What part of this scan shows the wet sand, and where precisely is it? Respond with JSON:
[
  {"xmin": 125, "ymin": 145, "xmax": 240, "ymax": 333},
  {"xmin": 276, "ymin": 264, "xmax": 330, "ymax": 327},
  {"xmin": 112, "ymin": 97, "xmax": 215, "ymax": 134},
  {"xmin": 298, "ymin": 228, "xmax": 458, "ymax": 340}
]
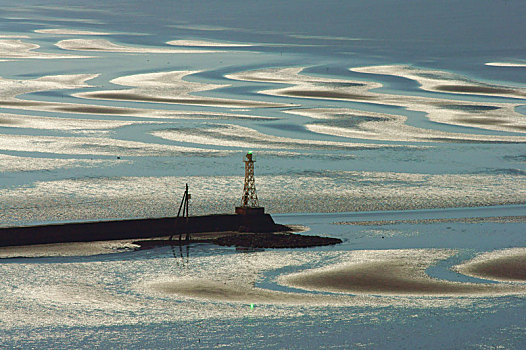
[
  {"xmin": 150, "ymin": 249, "xmax": 526, "ymax": 307},
  {"xmin": 457, "ymin": 248, "xmax": 526, "ymax": 282},
  {"xmin": 0, "ymin": 133, "xmax": 220, "ymax": 156},
  {"xmin": 83, "ymin": 91, "xmax": 286, "ymax": 108},
  {"xmin": 0, "ymin": 113, "xmax": 138, "ymax": 131},
  {"xmin": 351, "ymin": 65, "xmax": 526, "ymax": 99},
  {"xmin": 287, "ymin": 108, "xmax": 526, "ymax": 143},
  {"xmin": 35, "ymin": 29, "xmax": 111, "ymax": 35},
  {"xmin": 56, "ymin": 38, "xmax": 215, "ymax": 53},
  {"xmin": 1, "ymin": 172, "xmax": 524, "ymax": 226},
  {"xmin": 167, "ymin": 39, "xmax": 251, "ymax": 47},
  {"xmin": 152, "ymin": 124, "xmax": 390, "ymax": 151},
  {"xmin": 435, "ymin": 85, "xmax": 516, "ymax": 95},
  {"xmin": 0, "ymin": 153, "xmax": 129, "ymax": 172},
  {"xmin": 75, "ymin": 70, "xmax": 292, "ymax": 109},
  {"xmin": 0, "ymin": 73, "xmax": 283, "ymax": 119},
  {"xmin": 0, "ymin": 240, "xmax": 138, "ymax": 258},
  {"xmin": 228, "ymin": 66, "xmax": 526, "ymax": 134},
  {"xmin": 280, "ymin": 250, "xmax": 526, "ymax": 296},
  {"xmin": 336, "ymin": 216, "xmax": 526, "ymax": 226},
  {"xmin": 0, "ymin": 39, "xmax": 90, "ymax": 59},
  {"xmin": 485, "ymin": 62, "xmax": 526, "ymax": 67},
  {"xmin": 150, "ymin": 278, "xmax": 344, "ymax": 305}
]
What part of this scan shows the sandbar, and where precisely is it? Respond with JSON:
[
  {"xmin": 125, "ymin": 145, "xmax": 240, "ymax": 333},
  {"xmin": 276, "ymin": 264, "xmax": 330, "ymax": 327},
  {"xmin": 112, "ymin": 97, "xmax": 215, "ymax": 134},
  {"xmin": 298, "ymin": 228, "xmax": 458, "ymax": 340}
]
[
  {"xmin": 228, "ymin": 66, "xmax": 526, "ymax": 134},
  {"xmin": 0, "ymin": 39, "xmax": 90, "ymax": 59},
  {"xmin": 456, "ymin": 248, "xmax": 526, "ymax": 282},
  {"xmin": 336, "ymin": 216, "xmax": 526, "ymax": 226},
  {"xmin": 35, "ymin": 29, "xmax": 111, "ymax": 35},
  {"xmin": 280, "ymin": 250, "xmax": 526, "ymax": 296},
  {"xmin": 167, "ymin": 39, "xmax": 251, "ymax": 47},
  {"xmin": 75, "ymin": 70, "xmax": 293, "ymax": 109},
  {"xmin": 485, "ymin": 62, "xmax": 526, "ymax": 68},
  {"xmin": 56, "ymin": 38, "xmax": 216, "ymax": 53},
  {"xmin": 151, "ymin": 124, "xmax": 390, "ymax": 151},
  {"xmin": 287, "ymin": 108, "xmax": 526, "ymax": 143}
]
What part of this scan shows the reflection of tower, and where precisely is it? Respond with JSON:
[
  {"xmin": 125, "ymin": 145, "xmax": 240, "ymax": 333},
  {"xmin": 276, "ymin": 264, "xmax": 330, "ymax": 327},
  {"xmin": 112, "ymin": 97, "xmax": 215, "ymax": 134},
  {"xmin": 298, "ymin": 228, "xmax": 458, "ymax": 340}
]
[{"xmin": 236, "ymin": 151, "xmax": 264, "ymax": 215}]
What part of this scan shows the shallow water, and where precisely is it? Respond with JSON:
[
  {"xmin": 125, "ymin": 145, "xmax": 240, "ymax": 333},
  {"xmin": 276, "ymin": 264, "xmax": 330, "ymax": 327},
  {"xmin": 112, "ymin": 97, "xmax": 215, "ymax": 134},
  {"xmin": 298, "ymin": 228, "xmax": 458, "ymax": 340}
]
[
  {"xmin": 0, "ymin": 0, "xmax": 525, "ymax": 348},
  {"xmin": 1, "ymin": 208, "xmax": 525, "ymax": 349}
]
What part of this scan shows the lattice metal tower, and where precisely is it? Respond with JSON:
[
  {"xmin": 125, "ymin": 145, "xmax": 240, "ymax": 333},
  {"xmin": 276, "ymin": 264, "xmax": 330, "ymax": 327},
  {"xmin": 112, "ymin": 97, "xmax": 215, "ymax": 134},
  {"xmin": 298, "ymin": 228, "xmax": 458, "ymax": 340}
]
[{"xmin": 241, "ymin": 151, "xmax": 259, "ymax": 207}]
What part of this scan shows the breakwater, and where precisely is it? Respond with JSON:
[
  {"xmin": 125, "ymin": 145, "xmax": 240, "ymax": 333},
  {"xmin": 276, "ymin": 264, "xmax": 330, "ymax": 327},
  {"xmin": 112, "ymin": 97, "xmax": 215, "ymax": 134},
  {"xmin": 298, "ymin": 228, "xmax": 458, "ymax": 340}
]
[{"xmin": 0, "ymin": 213, "xmax": 286, "ymax": 247}]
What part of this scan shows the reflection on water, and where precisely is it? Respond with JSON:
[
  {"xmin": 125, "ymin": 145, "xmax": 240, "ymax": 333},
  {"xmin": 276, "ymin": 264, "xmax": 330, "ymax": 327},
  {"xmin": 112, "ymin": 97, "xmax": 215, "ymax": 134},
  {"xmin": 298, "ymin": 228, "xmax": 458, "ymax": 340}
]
[{"xmin": 170, "ymin": 238, "xmax": 191, "ymax": 268}]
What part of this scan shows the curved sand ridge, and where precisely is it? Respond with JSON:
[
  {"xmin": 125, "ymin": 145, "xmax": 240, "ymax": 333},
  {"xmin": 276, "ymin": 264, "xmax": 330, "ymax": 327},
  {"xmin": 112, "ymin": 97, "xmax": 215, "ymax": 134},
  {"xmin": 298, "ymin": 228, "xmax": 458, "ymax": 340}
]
[
  {"xmin": 35, "ymin": 28, "xmax": 111, "ymax": 35},
  {"xmin": 0, "ymin": 73, "xmax": 276, "ymax": 119},
  {"xmin": 0, "ymin": 153, "xmax": 130, "ymax": 173},
  {"xmin": 227, "ymin": 67, "xmax": 526, "ymax": 134},
  {"xmin": 352, "ymin": 65, "xmax": 526, "ymax": 99},
  {"xmin": 0, "ymin": 240, "xmax": 138, "ymax": 258},
  {"xmin": 280, "ymin": 249, "xmax": 526, "ymax": 296},
  {"xmin": 287, "ymin": 108, "xmax": 526, "ymax": 143},
  {"xmin": 151, "ymin": 249, "xmax": 526, "ymax": 307},
  {"xmin": 74, "ymin": 70, "xmax": 293, "ymax": 109},
  {"xmin": 151, "ymin": 124, "xmax": 396, "ymax": 151},
  {"xmin": 0, "ymin": 35, "xmax": 30, "ymax": 38},
  {"xmin": 0, "ymin": 112, "xmax": 140, "ymax": 134},
  {"xmin": 55, "ymin": 38, "xmax": 216, "ymax": 53},
  {"xmin": 0, "ymin": 134, "xmax": 227, "ymax": 157},
  {"xmin": 0, "ymin": 39, "xmax": 90, "ymax": 59},
  {"xmin": 151, "ymin": 278, "xmax": 342, "ymax": 305},
  {"xmin": 485, "ymin": 62, "xmax": 526, "ymax": 68},
  {"xmin": 167, "ymin": 39, "xmax": 251, "ymax": 47},
  {"xmin": 456, "ymin": 248, "xmax": 526, "ymax": 282},
  {"xmin": 0, "ymin": 73, "xmax": 144, "ymax": 116},
  {"xmin": 0, "ymin": 73, "xmax": 97, "ymax": 100}
]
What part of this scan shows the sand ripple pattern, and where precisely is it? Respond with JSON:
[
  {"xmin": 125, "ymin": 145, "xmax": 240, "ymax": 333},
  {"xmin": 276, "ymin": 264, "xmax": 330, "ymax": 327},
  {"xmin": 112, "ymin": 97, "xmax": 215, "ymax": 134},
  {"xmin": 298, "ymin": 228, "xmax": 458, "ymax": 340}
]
[
  {"xmin": 228, "ymin": 66, "xmax": 526, "ymax": 134},
  {"xmin": 75, "ymin": 70, "xmax": 292, "ymax": 108}
]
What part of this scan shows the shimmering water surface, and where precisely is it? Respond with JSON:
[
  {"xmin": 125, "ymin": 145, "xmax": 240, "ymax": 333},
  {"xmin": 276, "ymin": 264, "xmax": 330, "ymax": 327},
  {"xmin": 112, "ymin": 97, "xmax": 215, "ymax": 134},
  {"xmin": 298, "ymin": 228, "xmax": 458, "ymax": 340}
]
[{"xmin": 0, "ymin": 1, "xmax": 525, "ymax": 348}]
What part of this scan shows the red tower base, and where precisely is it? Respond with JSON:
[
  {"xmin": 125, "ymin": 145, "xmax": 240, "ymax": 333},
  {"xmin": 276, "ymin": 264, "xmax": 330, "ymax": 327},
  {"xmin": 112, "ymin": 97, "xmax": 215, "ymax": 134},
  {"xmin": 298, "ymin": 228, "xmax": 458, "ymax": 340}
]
[{"xmin": 235, "ymin": 206, "xmax": 265, "ymax": 215}]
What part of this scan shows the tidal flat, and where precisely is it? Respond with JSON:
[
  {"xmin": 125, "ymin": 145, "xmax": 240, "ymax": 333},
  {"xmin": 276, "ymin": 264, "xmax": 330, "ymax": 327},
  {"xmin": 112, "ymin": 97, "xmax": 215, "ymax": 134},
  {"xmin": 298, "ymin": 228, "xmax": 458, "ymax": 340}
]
[{"xmin": 0, "ymin": 0, "xmax": 525, "ymax": 348}]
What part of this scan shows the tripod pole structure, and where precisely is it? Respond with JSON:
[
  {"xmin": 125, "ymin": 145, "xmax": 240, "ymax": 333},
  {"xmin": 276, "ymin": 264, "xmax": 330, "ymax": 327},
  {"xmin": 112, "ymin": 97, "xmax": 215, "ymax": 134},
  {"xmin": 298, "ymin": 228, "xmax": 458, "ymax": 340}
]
[{"xmin": 170, "ymin": 183, "xmax": 190, "ymax": 242}]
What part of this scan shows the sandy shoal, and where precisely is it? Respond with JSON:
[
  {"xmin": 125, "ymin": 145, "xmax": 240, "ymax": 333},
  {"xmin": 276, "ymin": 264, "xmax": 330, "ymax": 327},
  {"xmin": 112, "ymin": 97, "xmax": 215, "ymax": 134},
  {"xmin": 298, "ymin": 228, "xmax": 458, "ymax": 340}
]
[
  {"xmin": 0, "ymin": 240, "xmax": 139, "ymax": 258},
  {"xmin": 335, "ymin": 216, "xmax": 526, "ymax": 226},
  {"xmin": 151, "ymin": 124, "xmax": 392, "ymax": 151},
  {"xmin": 0, "ymin": 153, "xmax": 131, "ymax": 172},
  {"xmin": 0, "ymin": 39, "xmax": 91, "ymax": 59},
  {"xmin": 286, "ymin": 108, "xmax": 526, "ymax": 143},
  {"xmin": 35, "ymin": 29, "xmax": 111, "ymax": 35},
  {"xmin": 1, "ymin": 172, "xmax": 524, "ymax": 225},
  {"xmin": 151, "ymin": 278, "xmax": 340, "ymax": 305},
  {"xmin": 456, "ymin": 248, "xmax": 526, "ymax": 282},
  {"xmin": 485, "ymin": 62, "xmax": 526, "ymax": 68},
  {"xmin": 227, "ymin": 66, "xmax": 526, "ymax": 134},
  {"xmin": 0, "ymin": 73, "xmax": 278, "ymax": 119},
  {"xmin": 55, "ymin": 38, "xmax": 216, "ymax": 53},
  {"xmin": 280, "ymin": 249, "xmax": 526, "ymax": 296},
  {"xmin": 0, "ymin": 133, "xmax": 226, "ymax": 156},
  {"xmin": 150, "ymin": 249, "xmax": 526, "ymax": 308},
  {"xmin": 0, "ymin": 113, "xmax": 139, "ymax": 132},
  {"xmin": 74, "ymin": 70, "xmax": 294, "ymax": 109},
  {"xmin": 167, "ymin": 39, "xmax": 251, "ymax": 47},
  {"xmin": 351, "ymin": 65, "xmax": 526, "ymax": 99}
]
